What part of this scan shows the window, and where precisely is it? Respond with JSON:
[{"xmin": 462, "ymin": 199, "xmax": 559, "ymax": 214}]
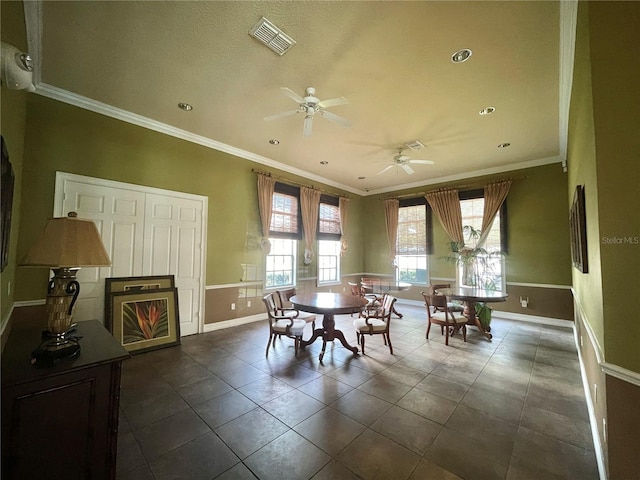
[
  {"xmin": 459, "ymin": 192, "xmax": 505, "ymax": 290},
  {"xmin": 317, "ymin": 240, "xmax": 340, "ymax": 283},
  {"xmin": 396, "ymin": 199, "xmax": 430, "ymax": 284},
  {"xmin": 266, "ymin": 184, "xmax": 299, "ymax": 288},
  {"xmin": 265, "ymin": 238, "xmax": 297, "ymax": 288},
  {"xmin": 317, "ymin": 195, "xmax": 341, "ymax": 285}
]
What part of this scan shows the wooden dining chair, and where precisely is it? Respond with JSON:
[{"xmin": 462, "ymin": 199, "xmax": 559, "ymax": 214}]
[
  {"xmin": 262, "ymin": 293, "xmax": 307, "ymax": 357},
  {"xmin": 348, "ymin": 281, "xmax": 378, "ymax": 317},
  {"xmin": 421, "ymin": 291, "xmax": 467, "ymax": 346},
  {"xmin": 430, "ymin": 283, "xmax": 464, "ymax": 313},
  {"xmin": 353, "ymin": 294, "xmax": 397, "ymax": 355},
  {"xmin": 276, "ymin": 287, "xmax": 316, "ymax": 330}
]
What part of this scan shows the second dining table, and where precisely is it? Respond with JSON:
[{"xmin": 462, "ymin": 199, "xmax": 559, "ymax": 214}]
[
  {"xmin": 435, "ymin": 287, "xmax": 508, "ymax": 340},
  {"xmin": 290, "ymin": 292, "xmax": 368, "ymax": 362}
]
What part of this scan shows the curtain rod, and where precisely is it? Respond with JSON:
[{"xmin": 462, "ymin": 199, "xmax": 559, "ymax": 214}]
[
  {"xmin": 251, "ymin": 169, "xmax": 350, "ymax": 198},
  {"xmin": 379, "ymin": 176, "xmax": 526, "ymax": 200}
]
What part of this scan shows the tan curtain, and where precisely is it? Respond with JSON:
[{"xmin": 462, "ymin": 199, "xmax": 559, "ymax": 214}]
[
  {"xmin": 384, "ymin": 199, "xmax": 399, "ymax": 264},
  {"xmin": 339, "ymin": 197, "xmax": 350, "ymax": 256},
  {"xmin": 300, "ymin": 186, "xmax": 321, "ymax": 264},
  {"xmin": 425, "ymin": 189, "xmax": 464, "ymax": 244},
  {"xmin": 478, "ymin": 180, "xmax": 511, "ymax": 247},
  {"xmin": 257, "ymin": 174, "xmax": 275, "ymax": 254}
]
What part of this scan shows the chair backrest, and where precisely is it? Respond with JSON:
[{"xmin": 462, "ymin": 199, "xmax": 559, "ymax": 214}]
[
  {"xmin": 365, "ymin": 294, "xmax": 396, "ymax": 323},
  {"xmin": 348, "ymin": 282, "xmax": 361, "ymax": 296},
  {"xmin": 263, "ymin": 293, "xmax": 278, "ymax": 320},
  {"xmin": 361, "ymin": 277, "xmax": 381, "ymax": 295},
  {"xmin": 276, "ymin": 287, "xmax": 296, "ymax": 310},
  {"xmin": 421, "ymin": 291, "xmax": 453, "ymax": 320},
  {"xmin": 430, "ymin": 283, "xmax": 451, "ymax": 295}
]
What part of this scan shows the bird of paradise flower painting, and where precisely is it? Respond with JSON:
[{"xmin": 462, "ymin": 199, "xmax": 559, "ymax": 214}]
[{"xmin": 121, "ymin": 297, "xmax": 170, "ymax": 344}]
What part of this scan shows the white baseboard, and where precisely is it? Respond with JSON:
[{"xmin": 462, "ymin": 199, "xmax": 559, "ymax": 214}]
[
  {"xmin": 202, "ymin": 313, "xmax": 265, "ymax": 333},
  {"xmin": 490, "ymin": 310, "xmax": 573, "ymax": 328}
]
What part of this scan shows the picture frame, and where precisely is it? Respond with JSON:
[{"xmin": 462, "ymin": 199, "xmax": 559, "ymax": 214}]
[
  {"xmin": 107, "ymin": 287, "xmax": 180, "ymax": 354},
  {"xmin": 104, "ymin": 275, "xmax": 175, "ymax": 328},
  {"xmin": 569, "ymin": 185, "xmax": 588, "ymax": 273},
  {"xmin": 1, "ymin": 136, "xmax": 14, "ymax": 273}
]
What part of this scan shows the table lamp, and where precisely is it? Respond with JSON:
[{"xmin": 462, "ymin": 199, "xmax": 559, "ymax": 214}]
[{"xmin": 20, "ymin": 212, "xmax": 111, "ymax": 363}]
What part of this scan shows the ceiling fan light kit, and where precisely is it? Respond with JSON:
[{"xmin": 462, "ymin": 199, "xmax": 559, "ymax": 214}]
[
  {"xmin": 376, "ymin": 148, "xmax": 435, "ymax": 176},
  {"xmin": 264, "ymin": 86, "xmax": 351, "ymax": 137}
]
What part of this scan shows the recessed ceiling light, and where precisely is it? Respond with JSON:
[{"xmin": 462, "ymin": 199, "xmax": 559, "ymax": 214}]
[
  {"xmin": 178, "ymin": 102, "xmax": 193, "ymax": 111},
  {"xmin": 358, "ymin": 176, "xmax": 366, "ymax": 180},
  {"xmin": 479, "ymin": 107, "xmax": 495, "ymax": 116},
  {"xmin": 498, "ymin": 143, "xmax": 511, "ymax": 148},
  {"xmin": 268, "ymin": 139, "xmax": 280, "ymax": 145},
  {"xmin": 451, "ymin": 48, "xmax": 472, "ymax": 63},
  {"xmin": 320, "ymin": 161, "xmax": 328, "ymax": 165}
]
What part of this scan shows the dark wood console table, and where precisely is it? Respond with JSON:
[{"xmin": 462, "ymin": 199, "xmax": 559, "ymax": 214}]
[{"xmin": 1, "ymin": 307, "xmax": 130, "ymax": 480}]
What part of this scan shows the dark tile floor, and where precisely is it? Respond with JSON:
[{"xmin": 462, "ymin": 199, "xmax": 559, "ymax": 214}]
[{"xmin": 116, "ymin": 304, "xmax": 599, "ymax": 480}]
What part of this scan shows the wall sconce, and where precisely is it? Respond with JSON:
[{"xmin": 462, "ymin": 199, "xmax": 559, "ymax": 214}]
[
  {"xmin": 1, "ymin": 41, "xmax": 36, "ymax": 92},
  {"xmin": 20, "ymin": 212, "xmax": 111, "ymax": 364}
]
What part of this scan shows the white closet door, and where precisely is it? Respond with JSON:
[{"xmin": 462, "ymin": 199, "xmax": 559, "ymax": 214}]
[
  {"xmin": 60, "ymin": 180, "xmax": 146, "ymax": 322},
  {"xmin": 143, "ymin": 193, "xmax": 203, "ymax": 336},
  {"xmin": 56, "ymin": 172, "xmax": 206, "ymax": 336}
]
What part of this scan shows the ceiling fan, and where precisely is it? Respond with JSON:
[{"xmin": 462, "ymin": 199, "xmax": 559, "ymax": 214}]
[
  {"xmin": 376, "ymin": 148, "xmax": 435, "ymax": 175},
  {"xmin": 264, "ymin": 86, "xmax": 351, "ymax": 137}
]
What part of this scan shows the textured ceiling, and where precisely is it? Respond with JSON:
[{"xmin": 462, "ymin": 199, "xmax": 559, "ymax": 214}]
[{"xmin": 28, "ymin": 1, "xmax": 565, "ymax": 195}]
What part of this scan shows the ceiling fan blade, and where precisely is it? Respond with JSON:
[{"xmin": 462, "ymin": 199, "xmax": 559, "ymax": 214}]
[
  {"xmin": 401, "ymin": 164, "xmax": 415, "ymax": 175},
  {"xmin": 318, "ymin": 96, "xmax": 348, "ymax": 108},
  {"xmin": 376, "ymin": 165, "xmax": 395, "ymax": 175},
  {"xmin": 264, "ymin": 110, "xmax": 300, "ymax": 121},
  {"xmin": 303, "ymin": 115, "xmax": 314, "ymax": 136},
  {"xmin": 319, "ymin": 110, "xmax": 352, "ymax": 128},
  {"xmin": 409, "ymin": 159, "xmax": 435, "ymax": 165},
  {"xmin": 281, "ymin": 87, "xmax": 305, "ymax": 104}
]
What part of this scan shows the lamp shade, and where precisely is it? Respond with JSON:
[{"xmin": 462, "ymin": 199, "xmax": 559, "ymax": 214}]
[{"xmin": 21, "ymin": 213, "xmax": 111, "ymax": 267}]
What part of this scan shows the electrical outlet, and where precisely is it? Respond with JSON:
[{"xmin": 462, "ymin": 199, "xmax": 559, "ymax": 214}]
[
  {"xmin": 342, "ymin": 287, "xmax": 346, "ymax": 292},
  {"xmin": 231, "ymin": 303, "xmax": 236, "ymax": 311},
  {"xmin": 247, "ymin": 300, "xmax": 251, "ymax": 308}
]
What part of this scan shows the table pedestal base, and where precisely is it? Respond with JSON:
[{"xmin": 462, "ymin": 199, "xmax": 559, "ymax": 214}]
[
  {"xmin": 300, "ymin": 314, "xmax": 359, "ymax": 362},
  {"xmin": 464, "ymin": 301, "xmax": 492, "ymax": 340}
]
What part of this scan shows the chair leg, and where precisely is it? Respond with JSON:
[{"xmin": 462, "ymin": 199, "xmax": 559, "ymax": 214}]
[
  {"xmin": 426, "ymin": 320, "xmax": 432, "ymax": 339},
  {"xmin": 386, "ymin": 333, "xmax": 393, "ymax": 355},
  {"xmin": 444, "ymin": 322, "xmax": 449, "ymax": 346},
  {"xmin": 294, "ymin": 336, "xmax": 299, "ymax": 357},
  {"xmin": 266, "ymin": 333, "xmax": 273, "ymax": 356},
  {"xmin": 361, "ymin": 335, "xmax": 366, "ymax": 355},
  {"xmin": 462, "ymin": 324, "xmax": 467, "ymax": 342}
]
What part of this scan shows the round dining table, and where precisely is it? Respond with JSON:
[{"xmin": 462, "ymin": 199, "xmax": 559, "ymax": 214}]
[
  {"xmin": 435, "ymin": 287, "xmax": 508, "ymax": 340},
  {"xmin": 290, "ymin": 292, "xmax": 368, "ymax": 362}
]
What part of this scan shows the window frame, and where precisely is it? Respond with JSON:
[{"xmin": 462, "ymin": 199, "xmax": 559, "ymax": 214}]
[
  {"xmin": 395, "ymin": 197, "xmax": 432, "ymax": 285},
  {"xmin": 265, "ymin": 182, "xmax": 301, "ymax": 289},
  {"xmin": 457, "ymin": 189, "xmax": 507, "ymax": 290},
  {"xmin": 317, "ymin": 194, "xmax": 341, "ymax": 285}
]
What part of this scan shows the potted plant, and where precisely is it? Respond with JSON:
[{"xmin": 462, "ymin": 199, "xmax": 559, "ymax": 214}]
[{"xmin": 442, "ymin": 225, "xmax": 503, "ymax": 328}]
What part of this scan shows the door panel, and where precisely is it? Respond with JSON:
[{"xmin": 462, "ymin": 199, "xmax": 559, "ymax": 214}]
[
  {"xmin": 61, "ymin": 180, "xmax": 145, "ymax": 324},
  {"xmin": 144, "ymin": 193, "xmax": 202, "ymax": 336}
]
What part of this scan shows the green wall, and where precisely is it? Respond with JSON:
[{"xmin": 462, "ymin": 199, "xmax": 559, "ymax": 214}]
[
  {"xmin": 1, "ymin": 0, "xmax": 29, "ymax": 326},
  {"xmin": 362, "ymin": 163, "xmax": 572, "ymax": 286},
  {"xmin": 15, "ymin": 95, "xmax": 364, "ymax": 301},
  {"xmin": 569, "ymin": 1, "xmax": 640, "ymax": 371}
]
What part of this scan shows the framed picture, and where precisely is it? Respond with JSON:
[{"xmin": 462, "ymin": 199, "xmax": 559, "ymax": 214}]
[
  {"xmin": 104, "ymin": 275, "xmax": 175, "ymax": 328},
  {"xmin": 570, "ymin": 185, "xmax": 588, "ymax": 273},
  {"xmin": 1, "ymin": 136, "xmax": 14, "ymax": 272},
  {"xmin": 108, "ymin": 287, "xmax": 180, "ymax": 354}
]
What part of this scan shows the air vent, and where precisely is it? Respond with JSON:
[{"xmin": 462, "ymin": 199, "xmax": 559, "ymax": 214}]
[
  {"xmin": 405, "ymin": 140, "xmax": 426, "ymax": 151},
  {"xmin": 249, "ymin": 17, "xmax": 296, "ymax": 56}
]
